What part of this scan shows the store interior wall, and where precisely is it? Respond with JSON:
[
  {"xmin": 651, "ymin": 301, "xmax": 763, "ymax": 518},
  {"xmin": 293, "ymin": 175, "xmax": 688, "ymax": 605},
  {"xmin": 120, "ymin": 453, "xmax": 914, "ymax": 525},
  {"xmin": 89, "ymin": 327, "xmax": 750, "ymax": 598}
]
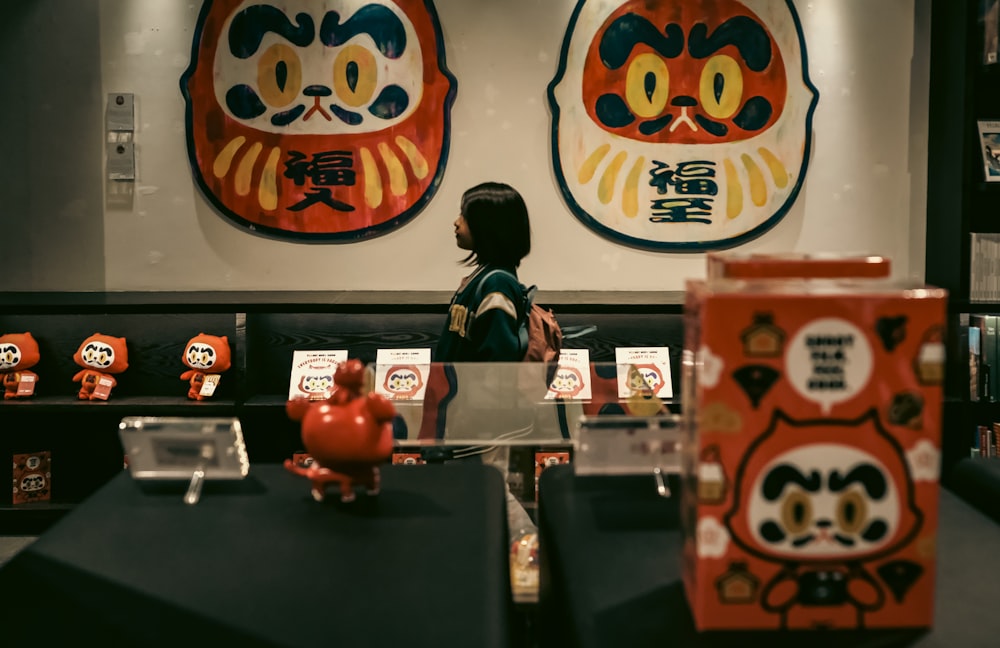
[
  {"xmin": 0, "ymin": 0, "xmax": 930, "ymax": 293},
  {"xmin": 0, "ymin": 2, "xmax": 105, "ymax": 291}
]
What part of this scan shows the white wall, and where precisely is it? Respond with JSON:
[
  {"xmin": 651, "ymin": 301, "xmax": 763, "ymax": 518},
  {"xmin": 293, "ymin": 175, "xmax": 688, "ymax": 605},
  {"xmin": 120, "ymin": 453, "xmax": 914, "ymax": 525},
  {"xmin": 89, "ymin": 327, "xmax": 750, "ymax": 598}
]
[{"xmin": 92, "ymin": 0, "xmax": 928, "ymax": 292}]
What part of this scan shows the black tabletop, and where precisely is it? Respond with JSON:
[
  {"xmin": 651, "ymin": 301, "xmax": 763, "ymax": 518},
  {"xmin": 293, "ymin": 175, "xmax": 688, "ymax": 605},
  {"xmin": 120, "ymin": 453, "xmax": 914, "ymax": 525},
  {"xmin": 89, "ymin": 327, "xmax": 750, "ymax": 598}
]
[
  {"xmin": 538, "ymin": 465, "xmax": 1000, "ymax": 648},
  {"xmin": 0, "ymin": 463, "xmax": 512, "ymax": 648},
  {"xmin": 947, "ymin": 457, "xmax": 1000, "ymax": 524}
]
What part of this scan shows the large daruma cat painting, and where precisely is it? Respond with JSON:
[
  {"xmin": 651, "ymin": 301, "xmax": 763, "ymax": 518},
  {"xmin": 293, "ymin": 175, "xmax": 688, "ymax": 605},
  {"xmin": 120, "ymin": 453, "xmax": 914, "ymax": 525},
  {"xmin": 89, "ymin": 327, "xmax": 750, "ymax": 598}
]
[
  {"xmin": 549, "ymin": 0, "xmax": 818, "ymax": 251},
  {"xmin": 181, "ymin": 0, "xmax": 456, "ymax": 240}
]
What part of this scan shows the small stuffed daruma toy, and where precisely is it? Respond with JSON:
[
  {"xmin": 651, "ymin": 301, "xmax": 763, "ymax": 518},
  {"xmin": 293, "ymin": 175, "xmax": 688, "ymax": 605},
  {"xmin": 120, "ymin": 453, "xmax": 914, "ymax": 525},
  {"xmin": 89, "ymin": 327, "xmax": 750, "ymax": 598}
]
[
  {"xmin": 0, "ymin": 332, "xmax": 41, "ymax": 399},
  {"xmin": 72, "ymin": 333, "xmax": 128, "ymax": 400},
  {"xmin": 180, "ymin": 333, "xmax": 232, "ymax": 400}
]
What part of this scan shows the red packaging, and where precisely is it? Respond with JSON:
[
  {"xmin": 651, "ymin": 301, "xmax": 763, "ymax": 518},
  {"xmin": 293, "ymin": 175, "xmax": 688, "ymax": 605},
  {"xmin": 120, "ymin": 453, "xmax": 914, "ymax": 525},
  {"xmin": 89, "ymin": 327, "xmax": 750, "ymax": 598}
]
[
  {"xmin": 681, "ymin": 254, "xmax": 946, "ymax": 631},
  {"xmin": 12, "ymin": 451, "xmax": 52, "ymax": 505},
  {"xmin": 535, "ymin": 451, "xmax": 571, "ymax": 501},
  {"xmin": 706, "ymin": 252, "xmax": 891, "ymax": 280},
  {"xmin": 391, "ymin": 452, "xmax": 426, "ymax": 465}
]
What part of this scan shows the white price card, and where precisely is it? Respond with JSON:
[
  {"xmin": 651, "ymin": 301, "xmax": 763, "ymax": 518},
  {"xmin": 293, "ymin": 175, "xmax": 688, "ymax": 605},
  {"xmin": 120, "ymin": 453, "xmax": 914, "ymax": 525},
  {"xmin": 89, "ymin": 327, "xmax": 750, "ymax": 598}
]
[
  {"xmin": 288, "ymin": 350, "xmax": 348, "ymax": 400},
  {"xmin": 374, "ymin": 348, "xmax": 431, "ymax": 401},
  {"xmin": 614, "ymin": 347, "xmax": 673, "ymax": 398},
  {"xmin": 545, "ymin": 348, "xmax": 592, "ymax": 400}
]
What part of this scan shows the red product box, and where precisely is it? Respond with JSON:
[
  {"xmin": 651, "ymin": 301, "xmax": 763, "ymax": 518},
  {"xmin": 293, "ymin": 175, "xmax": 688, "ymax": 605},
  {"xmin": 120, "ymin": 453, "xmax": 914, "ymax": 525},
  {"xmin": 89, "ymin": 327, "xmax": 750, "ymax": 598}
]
[
  {"xmin": 12, "ymin": 451, "xmax": 52, "ymax": 505},
  {"xmin": 391, "ymin": 452, "xmax": 426, "ymax": 465},
  {"xmin": 681, "ymin": 253, "xmax": 947, "ymax": 631},
  {"xmin": 706, "ymin": 252, "xmax": 891, "ymax": 281},
  {"xmin": 534, "ymin": 451, "xmax": 570, "ymax": 500}
]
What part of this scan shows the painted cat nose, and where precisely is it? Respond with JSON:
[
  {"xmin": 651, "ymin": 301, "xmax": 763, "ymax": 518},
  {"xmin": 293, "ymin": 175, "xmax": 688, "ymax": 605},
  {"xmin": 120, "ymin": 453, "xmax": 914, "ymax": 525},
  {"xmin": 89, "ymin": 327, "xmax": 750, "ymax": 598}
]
[{"xmin": 303, "ymin": 85, "xmax": 333, "ymax": 97}]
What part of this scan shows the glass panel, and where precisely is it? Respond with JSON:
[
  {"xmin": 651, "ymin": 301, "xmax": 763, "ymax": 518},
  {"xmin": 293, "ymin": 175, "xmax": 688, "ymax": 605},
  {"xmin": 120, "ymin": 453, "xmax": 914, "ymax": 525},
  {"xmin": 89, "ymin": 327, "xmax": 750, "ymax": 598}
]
[{"xmin": 384, "ymin": 361, "xmax": 678, "ymax": 447}]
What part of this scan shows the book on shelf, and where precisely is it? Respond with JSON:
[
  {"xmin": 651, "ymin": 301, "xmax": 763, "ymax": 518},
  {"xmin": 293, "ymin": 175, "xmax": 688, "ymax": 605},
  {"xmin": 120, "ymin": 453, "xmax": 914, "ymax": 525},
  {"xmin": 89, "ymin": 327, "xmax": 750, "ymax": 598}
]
[
  {"xmin": 971, "ymin": 314, "xmax": 999, "ymax": 401},
  {"xmin": 978, "ymin": 120, "xmax": 1000, "ymax": 181},
  {"xmin": 969, "ymin": 232, "xmax": 1000, "ymax": 302},
  {"xmin": 984, "ymin": 0, "xmax": 1000, "ymax": 64},
  {"xmin": 974, "ymin": 424, "xmax": 999, "ymax": 457},
  {"xmin": 969, "ymin": 322, "xmax": 984, "ymax": 401}
]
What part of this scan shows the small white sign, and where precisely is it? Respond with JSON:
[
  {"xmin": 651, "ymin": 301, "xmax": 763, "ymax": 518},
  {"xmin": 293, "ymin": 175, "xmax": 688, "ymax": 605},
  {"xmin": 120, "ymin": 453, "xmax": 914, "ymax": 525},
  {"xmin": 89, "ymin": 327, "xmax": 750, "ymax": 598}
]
[
  {"xmin": 374, "ymin": 348, "xmax": 431, "ymax": 401},
  {"xmin": 615, "ymin": 347, "xmax": 673, "ymax": 398},
  {"xmin": 288, "ymin": 350, "xmax": 348, "ymax": 400},
  {"xmin": 545, "ymin": 348, "xmax": 592, "ymax": 400},
  {"xmin": 200, "ymin": 374, "xmax": 221, "ymax": 397}
]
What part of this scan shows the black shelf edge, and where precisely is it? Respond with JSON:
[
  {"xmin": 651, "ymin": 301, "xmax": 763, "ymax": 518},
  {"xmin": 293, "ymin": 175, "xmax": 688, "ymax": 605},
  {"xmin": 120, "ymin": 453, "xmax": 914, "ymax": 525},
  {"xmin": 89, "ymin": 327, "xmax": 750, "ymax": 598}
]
[
  {"xmin": 0, "ymin": 397, "xmax": 237, "ymax": 413},
  {"xmin": 962, "ymin": 302, "xmax": 1000, "ymax": 312},
  {"xmin": 0, "ymin": 290, "xmax": 686, "ymax": 314},
  {"xmin": 242, "ymin": 395, "xmax": 291, "ymax": 407},
  {"xmin": 0, "ymin": 502, "xmax": 76, "ymax": 535},
  {"xmin": 0, "ymin": 502, "xmax": 75, "ymax": 513}
]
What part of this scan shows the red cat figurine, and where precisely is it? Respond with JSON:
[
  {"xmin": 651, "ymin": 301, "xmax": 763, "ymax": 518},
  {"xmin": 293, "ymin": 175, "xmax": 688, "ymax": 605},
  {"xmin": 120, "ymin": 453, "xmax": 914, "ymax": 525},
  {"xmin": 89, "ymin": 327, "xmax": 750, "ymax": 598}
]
[
  {"xmin": 285, "ymin": 359, "xmax": 396, "ymax": 502},
  {"xmin": 72, "ymin": 333, "xmax": 128, "ymax": 400},
  {"xmin": 1, "ymin": 332, "xmax": 41, "ymax": 399},
  {"xmin": 179, "ymin": 333, "xmax": 232, "ymax": 400}
]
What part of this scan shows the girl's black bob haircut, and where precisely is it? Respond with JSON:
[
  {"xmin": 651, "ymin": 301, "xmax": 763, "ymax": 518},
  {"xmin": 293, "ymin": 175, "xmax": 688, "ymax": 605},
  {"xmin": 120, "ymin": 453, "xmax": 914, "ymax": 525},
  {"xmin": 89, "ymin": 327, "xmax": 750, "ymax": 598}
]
[{"xmin": 460, "ymin": 182, "xmax": 531, "ymax": 268}]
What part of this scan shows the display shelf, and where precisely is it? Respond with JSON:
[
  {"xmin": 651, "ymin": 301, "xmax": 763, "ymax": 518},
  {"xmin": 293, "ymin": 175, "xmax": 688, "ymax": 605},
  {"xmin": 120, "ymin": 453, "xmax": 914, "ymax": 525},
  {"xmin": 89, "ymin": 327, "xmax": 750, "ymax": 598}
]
[
  {"xmin": 925, "ymin": 0, "xmax": 1000, "ymax": 479},
  {"xmin": 0, "ymin": 396, "xmax": 236, "ymax": 412},
  {"xmin": 0, "ymin": 291, "xmax": 685, "ymax": 533}
]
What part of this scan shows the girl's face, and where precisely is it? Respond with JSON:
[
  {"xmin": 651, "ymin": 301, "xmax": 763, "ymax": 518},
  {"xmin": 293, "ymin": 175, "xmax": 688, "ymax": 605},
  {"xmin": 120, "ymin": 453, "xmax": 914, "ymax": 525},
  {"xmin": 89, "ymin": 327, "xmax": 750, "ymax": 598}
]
[{"xmin": 454, "ymin": 213, "xmax": 474, "ymax": 250}]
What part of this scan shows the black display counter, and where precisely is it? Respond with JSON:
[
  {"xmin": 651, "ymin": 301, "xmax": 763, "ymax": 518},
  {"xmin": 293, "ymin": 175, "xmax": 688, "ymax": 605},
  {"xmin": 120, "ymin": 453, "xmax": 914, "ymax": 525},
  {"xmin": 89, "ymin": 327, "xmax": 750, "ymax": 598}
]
[
  {"xmin": 0, "ymin": 463, "xmax": 513, "ymax": 647},
  {"xmin": 947, "ymin": 457, "xmax": 1000, "ymax": 524},
  {"xmin": 538, "ymin": 464, "xmax": 1000, "ymax": 648}
]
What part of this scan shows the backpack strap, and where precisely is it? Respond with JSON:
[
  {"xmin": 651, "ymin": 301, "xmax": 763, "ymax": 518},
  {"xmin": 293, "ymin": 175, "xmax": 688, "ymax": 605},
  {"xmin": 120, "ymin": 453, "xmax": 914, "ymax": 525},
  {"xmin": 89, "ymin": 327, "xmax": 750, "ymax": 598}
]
[
  {"xmin": 471, "ymin": 268, "xmax": 529, "ymax": 356},
  {"xmin": 471, "ymin": 268, "xmax": 523, "ymax": 314},
  {"xmin": 562, "ymin": 324, "xmax": 597, "ymax": 339},
  {"xmin": 474, "ymin": 271, "xmax": 596, "ymax": 345}
]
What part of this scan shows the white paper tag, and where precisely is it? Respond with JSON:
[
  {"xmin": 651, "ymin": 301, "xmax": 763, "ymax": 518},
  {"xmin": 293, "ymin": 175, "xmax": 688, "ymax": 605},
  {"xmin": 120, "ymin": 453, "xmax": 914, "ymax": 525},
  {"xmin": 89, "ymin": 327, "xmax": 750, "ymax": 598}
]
[
  {"xmin": 374, "ymin": 348, "xmax": 431, "ymax": 401},
  {"xmin": 545, "ymin": 348, "xmax": 592, "ymax": 400},
  {"xmin": 199, "ymin": 374, "xmax": 220, "ymax": 397},
  {"xmin": 288, "ymin": 350, "xmax": 348, "ymax": 400},
  {"xmin": 614, "ymin": 347, "xmax": 673, "ymax": 398}
]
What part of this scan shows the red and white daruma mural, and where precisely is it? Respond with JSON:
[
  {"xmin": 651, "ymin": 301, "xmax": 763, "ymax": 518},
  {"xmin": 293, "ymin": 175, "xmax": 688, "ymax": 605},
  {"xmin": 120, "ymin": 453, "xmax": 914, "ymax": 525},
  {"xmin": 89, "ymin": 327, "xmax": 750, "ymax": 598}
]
[
  {"xmin": 548, "ymin": 0, "xmax": 819, "ymax": 251},
  {"xmin": 181, "ymin": 0, "xmax": 456, "ymax": 241}
]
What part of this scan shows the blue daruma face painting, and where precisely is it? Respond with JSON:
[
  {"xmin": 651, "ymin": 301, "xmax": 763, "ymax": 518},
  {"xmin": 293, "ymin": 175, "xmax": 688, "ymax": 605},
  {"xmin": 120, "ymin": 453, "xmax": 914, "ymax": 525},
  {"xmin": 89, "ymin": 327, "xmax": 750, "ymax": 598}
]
[{"xmin": 548, "ymin": 0, "xmax": 818, "ymax": 251}]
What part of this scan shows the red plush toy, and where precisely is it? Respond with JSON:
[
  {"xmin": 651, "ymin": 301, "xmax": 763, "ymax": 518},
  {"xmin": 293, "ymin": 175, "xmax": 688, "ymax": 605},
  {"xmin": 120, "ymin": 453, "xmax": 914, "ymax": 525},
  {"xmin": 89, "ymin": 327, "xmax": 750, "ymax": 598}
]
[
  {"xmin": 284, "ymin": 359, "xmax": 396, "ymax": 503},
  {"xmin": 179, "ymin": 333, "xmax": 232, "ymax": 400},
  {"xmin": 72, "ymin": 333, "xmax": 128, "ymax": 400},
  {"xmin": 1, "ymin": 332, "xmax": 41, "ymax": 399}
]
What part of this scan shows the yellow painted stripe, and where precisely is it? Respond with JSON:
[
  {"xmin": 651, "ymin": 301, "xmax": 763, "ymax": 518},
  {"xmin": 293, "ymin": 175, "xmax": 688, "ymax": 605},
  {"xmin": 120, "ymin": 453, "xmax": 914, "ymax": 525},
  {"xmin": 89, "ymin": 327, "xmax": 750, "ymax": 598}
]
[
  {"xmin": 741, "ymin": 153, "xmax": 767, "ymax": 207},
  {"xmin": 395, "ymin": 135, "xmax": 429, "ymax": 180},
  {"xmin": 578, "ymin": 143, "xmax": 611, "ymax": 184},
  {"xmin": 257, "ymin": 146, "xmax": 281, "ymax": 211},
  {"xmin": 213, "ymin": 136, "xmax": 246, "ymax": 178},
  {"xmin": 723, "ymin": 158, "xmax": 743, "ymax": 219},
  {"xmin": 377, "ymin": 142, "xmax": 407, "ymax": 197},
  {"xmin": 597, "ymin": 151, "xmax": 627, "ymax": 205},
  {"xmin": 622, "ymin": 156, "xmax": 644, "ymax": 218},
  {"xmin": 758, "ymin": 147, "xmax": 788, "ymax": 188},
  {"xmin": 360, "ymin": 147, "xmax": 383, "ymax": 208},
  {"xmin": 235, "ymin": 142, "xmax": 263, "ymax": 197}
]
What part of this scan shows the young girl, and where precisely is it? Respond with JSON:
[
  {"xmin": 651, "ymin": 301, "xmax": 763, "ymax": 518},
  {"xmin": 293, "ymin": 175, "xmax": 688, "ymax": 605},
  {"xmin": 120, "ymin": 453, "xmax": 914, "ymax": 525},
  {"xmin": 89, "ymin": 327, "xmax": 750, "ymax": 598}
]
[
  {"xmin": 431, "ymin": 182, "xmax": 538, "ymax": 544},
  {"xmin": 434, "ymin": 182, "xmax": 532, "ymax": 362}
]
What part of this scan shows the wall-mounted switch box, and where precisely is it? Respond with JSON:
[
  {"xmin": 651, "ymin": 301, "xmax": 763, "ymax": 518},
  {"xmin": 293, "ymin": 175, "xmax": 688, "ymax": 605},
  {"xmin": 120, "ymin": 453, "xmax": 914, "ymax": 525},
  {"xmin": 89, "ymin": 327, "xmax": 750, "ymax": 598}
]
[
  {"xmin": 107, "ymin": 142, "xmax": 135, "ymax": 180},
  {"xmin": 106, "ymin": 93, "xmax": 134, "ymax": 133}
]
